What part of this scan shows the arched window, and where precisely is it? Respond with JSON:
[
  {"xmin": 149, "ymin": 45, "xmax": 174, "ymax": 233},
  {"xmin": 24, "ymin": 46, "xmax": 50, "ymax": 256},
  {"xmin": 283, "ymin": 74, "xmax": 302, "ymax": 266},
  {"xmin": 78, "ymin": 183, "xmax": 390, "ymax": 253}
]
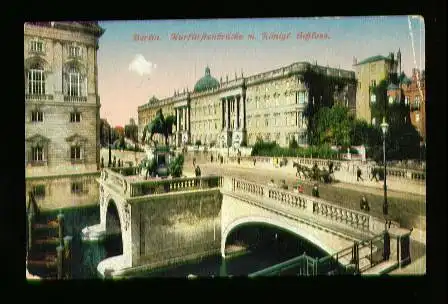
[{"xmin": 28, "ymin": 63, "xmax": 45, "ymax": 95}]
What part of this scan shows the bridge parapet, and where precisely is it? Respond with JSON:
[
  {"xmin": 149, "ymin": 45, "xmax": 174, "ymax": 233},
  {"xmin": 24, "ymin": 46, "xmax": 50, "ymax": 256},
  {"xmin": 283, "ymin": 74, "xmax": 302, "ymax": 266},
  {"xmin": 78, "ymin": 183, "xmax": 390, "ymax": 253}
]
[
  {"xmin": 229, "ymin": 177, "xmax": 394, "ymax": 236},
  {"xmin": 101, "ymin": 168, "xmax": 223, "ymax": 198}
]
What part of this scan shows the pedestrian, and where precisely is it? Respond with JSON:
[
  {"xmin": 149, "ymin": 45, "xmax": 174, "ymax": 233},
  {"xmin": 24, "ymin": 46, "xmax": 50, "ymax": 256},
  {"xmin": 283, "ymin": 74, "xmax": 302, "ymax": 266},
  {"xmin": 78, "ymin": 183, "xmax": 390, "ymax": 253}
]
[
  {"xmin": 211, "ymin": 154, "xmax": 213, "ymax": 163},
  {"xmin": 101, "ymin": 156, "xmax": 104, "ymax": 168},
  {"xmin": 280, "ymin": 180, "xmax": 288, "ymax": 190},
  {"xmin": 356, "ymin": 166, "xmax": 364, "ymax": 182},
  {"xmin": 268, "ymin": 179, "xmax": 276, "ymax": 188},
  {"xmin": 118, "ymin": 159, "xmax": 121, "ymax": 167},
  {"xmin": 195, "ymin": 165, "xmax": 201, "ymax": 177},
  {"xmin": 370, "ymin": 167, "xmax": 379, "ymax": 182},
  {"xmin": 193, "ymin": 157, "xmax": 196, "ymax": 167},
  {"xmin": 253, "ymin": 158, "xmax": 256, "ymax": 166},
  {"xmin": 312, "ymin": 184, "xmax": 319, "ymax": 198},
  {"xmin": 237, "ymin": 157, "xmax": 240, "ymax": 164},
  {"xmin": 297, "ymin": 183, "xmax": 304, "ymax": 194},
  {"xmin": 360, "ymin": 195, "xmax": 370, "ymax": 212},
  {"xmin": 328, "ymin": 161, "xmax": 334, "ymax": 174},
  {"xmin": 113, "ymin": 156, "xmax": 117, "ymax": 167}
]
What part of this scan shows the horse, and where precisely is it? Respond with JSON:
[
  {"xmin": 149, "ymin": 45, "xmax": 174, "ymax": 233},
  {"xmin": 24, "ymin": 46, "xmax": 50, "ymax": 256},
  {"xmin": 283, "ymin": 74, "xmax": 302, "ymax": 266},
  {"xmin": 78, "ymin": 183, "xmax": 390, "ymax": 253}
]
[
  {"xmin": 293, "ymin": 162, "xmax": 311, "ymax": 180},
  {"xmin": 141, "ymin": 109, "xmax": 176, "ymax": 146}
]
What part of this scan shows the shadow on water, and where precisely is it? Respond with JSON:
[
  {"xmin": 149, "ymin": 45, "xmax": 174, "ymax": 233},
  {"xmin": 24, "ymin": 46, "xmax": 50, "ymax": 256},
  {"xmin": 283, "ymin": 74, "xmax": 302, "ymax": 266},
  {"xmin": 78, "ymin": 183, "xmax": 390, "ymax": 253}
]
[
  {"xmin": 27, "ymin": 205, "xmax": 123, "ymax": 279},
  {"xmin": 135, "ymin": 224, "xmax": 327, "ymax": 278}
]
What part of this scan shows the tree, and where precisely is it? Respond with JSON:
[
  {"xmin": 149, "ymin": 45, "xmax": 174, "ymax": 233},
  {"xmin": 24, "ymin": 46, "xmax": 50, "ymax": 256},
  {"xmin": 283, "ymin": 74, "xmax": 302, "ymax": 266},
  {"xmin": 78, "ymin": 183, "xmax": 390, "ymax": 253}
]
[
  {"xmin": 370, "ymin": 78, "xmax": 422, "ymax": 161},
  {"xmin": 314, "ymin": 105, "xmax": 354, "ymax": 147},
  {"xmin": 169, "ymin": 154, "xmax": 184, "ymax": 178},
  {"xmin": 302, "ymin": 66, "xmax": 357, "ymax": 145},
  {"xmin": 289, "ymin": 137, "xmax": 298, "ymax": 149}
]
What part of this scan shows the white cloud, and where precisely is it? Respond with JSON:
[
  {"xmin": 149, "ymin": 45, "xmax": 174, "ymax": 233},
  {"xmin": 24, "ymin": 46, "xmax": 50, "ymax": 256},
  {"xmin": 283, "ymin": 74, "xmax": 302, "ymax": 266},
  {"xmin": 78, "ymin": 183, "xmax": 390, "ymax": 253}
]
[{"xmin": 128, "ymin": 54, "xmax": 157, "ymax": 76}]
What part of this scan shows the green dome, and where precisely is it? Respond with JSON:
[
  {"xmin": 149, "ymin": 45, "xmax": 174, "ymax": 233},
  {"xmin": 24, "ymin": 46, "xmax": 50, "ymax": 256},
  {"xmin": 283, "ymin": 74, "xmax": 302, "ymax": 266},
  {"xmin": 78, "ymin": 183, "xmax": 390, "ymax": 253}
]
[{"xmin": 193, "ymin": 67, "xmax": 220, "ymax": 93}]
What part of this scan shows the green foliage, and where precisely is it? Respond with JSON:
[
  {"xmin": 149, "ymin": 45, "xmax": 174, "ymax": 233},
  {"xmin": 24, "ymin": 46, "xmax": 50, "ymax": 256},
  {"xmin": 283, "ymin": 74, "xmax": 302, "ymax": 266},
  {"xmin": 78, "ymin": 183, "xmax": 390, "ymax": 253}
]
[
  {"xmin": 302, "ymin": 67, "xmax": 356, "ymax": 145},
  {"xmin": 251, "ymin": 139, "xmax": 337, "ymax": 158},
  {"xmin": 289, "ymin": 137, "xmax": 299, "ymax": 149},
  {"xmin": 315, "ymin": 105, "xmax": 354, "ymax": 146},
  {"xmin": 124, "ymin": 124, "xmax": 139, "ymax": 142},
  {"xmin": 169, "ymin": 154, "xmax": 184, "ymax": 178}
]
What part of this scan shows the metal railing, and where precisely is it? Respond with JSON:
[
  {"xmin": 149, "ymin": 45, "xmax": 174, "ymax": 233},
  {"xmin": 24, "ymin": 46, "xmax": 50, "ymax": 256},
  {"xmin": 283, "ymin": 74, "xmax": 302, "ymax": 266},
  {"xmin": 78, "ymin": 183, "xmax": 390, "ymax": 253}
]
[{"xmin": 248, "ymin": 231, "xmax": 387, "ymax": 277}]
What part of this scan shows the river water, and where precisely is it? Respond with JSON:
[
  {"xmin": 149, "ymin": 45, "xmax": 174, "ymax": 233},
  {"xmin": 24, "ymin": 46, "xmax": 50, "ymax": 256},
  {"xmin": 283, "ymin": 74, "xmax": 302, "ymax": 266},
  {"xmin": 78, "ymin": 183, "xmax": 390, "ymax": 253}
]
[{"xmin": 28, "ymin": 205, "xmax": 326, "ymax": 279}]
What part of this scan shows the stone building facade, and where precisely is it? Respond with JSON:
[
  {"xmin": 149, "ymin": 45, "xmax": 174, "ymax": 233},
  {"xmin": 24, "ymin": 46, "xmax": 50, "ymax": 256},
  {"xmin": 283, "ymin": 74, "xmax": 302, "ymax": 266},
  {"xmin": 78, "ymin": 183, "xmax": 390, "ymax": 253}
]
[
  {"xmin": 25, "ymin": 22, "xmax": 104, "ymax": 209},
  {"xmin": 353, "ymin": 52, "xmax": 399, "ymax": 124},
  {"xmin": 138, "ymin": 62, "xmax": 356, "ymax": 148}
]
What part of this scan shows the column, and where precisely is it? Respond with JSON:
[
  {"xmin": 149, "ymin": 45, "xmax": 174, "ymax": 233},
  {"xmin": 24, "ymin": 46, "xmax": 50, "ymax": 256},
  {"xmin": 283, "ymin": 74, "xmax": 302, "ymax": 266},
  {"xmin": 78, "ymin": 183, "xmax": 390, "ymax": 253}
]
[
  {"xmin": 183, "ymin": 107, "xmax": 187, "ymax": 131},
  {"xmin": 242, "ymin": 94, "xmax": 247, "ymax": 130},
  {"xmin": 187, "ymin": 106, "xmax": 190, "ymax": 132},
  {"xmin": 226, "ymin": 98, "xmax": 231, "ymax": 130},
  {"xmin": 176, "ymin": 108, "xmax": 180, "ymax": 131},
  {"xmin": 221, "ymin": 99, "xmax": 225, "ymax": 129},
  {"xmin": 236, "ymin": 95, "xmax": 240, "ymax": 129},
  {"xmin": 54, "ymin": 41, "xmax": 63, "ymax": 95}
]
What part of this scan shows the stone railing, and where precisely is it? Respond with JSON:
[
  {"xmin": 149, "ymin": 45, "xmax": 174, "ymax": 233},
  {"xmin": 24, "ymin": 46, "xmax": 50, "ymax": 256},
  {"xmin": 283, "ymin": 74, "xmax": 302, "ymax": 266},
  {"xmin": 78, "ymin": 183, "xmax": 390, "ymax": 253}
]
[
  {"xmin": 102, "ymin": 168, "xmax": 128, "ymax": 194},
  {"xmin": 129, "ymin": 175, "xmax": 223, "ymax": 197},
  {"xmin": 64, "ymin": 96, "xmax": 87, "ymax": 102},
  {"xmin": 110, "ymin": 166, "xmax": 140, "ymax": 176},
  {"xmin": 25, "ymin": 94, "xmax": 54, "ymax": 101},
  {"xmin": 229, "ymin": 177, "xmax": 384, "ymax": 234}
]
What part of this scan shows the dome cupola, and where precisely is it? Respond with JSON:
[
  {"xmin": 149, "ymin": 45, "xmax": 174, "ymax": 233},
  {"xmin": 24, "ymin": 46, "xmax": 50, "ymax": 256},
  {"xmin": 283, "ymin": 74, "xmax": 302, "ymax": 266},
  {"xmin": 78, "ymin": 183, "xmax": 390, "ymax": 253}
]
[{"xmin": 193, "ymin": 66, "xmax": 220, "ymax": 93}]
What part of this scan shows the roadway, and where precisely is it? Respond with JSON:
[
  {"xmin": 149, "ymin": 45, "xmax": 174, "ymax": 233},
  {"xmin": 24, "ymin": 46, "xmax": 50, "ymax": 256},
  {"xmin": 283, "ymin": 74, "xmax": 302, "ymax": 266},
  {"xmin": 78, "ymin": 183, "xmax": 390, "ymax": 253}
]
[{"xmin": 186, "ymin": 161, "xmax": 426, "ymax": 231}]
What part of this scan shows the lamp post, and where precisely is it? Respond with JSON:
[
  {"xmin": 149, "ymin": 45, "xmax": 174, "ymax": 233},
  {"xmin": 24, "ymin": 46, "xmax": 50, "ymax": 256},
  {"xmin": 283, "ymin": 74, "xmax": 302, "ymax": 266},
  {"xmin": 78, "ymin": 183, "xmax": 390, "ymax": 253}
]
[
  {"xmin": 108, "ymin": 124, "xmax": 112, "ymax": 167},
  {"xmin": 380, "ymin": 117, "xmax": 389, "ymax": 216}
]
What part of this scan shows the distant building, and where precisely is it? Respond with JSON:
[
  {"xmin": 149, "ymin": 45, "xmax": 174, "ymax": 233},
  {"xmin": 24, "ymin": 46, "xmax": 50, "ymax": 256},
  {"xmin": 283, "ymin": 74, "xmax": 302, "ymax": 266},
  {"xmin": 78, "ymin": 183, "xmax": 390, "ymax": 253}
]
[
  {"xmin": 353, "ymin": 51, "xmax": 399, "ymax": 124},
  {"xmin": 403, "ymin": 69, "xmax": 425, "ymax": 142},
  {"xmin": 138, "ymin": 62, "xmax": 356, "ymax": 148}
]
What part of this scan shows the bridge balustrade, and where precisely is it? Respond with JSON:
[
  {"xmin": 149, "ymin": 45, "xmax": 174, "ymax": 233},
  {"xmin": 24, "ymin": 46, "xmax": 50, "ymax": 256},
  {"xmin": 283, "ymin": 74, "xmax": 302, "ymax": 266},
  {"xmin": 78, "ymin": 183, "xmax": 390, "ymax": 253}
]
[
  {"xmin": 101, "ymin": 168, "xmax": 223, "ymax": 197},
  {"xmin": 230, "ymin": 177, "xmax": 371, "ymax": 234},
  {"xmin": 128, "ymin": 175, "xmax": 223, "ymax": 197}
]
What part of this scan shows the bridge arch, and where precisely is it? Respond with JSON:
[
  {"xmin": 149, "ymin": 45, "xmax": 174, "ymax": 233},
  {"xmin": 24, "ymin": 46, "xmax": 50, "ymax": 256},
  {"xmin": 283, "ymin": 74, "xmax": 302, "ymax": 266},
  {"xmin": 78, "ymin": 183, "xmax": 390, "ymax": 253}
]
[
  {"xmin": 105, "ymin": 199, "xmax": 124, "ymax": 256},
  {"xmin": 221, "ymin": 216, "xmax": 334, "ymax": 258}
]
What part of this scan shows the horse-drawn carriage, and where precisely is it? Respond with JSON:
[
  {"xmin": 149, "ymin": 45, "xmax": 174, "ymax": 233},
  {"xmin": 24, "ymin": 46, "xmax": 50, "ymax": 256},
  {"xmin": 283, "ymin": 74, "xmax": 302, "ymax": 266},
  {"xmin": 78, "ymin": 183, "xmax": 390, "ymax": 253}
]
[{"xmin": 293, "ymin": 161, "xmax": 334, "ymax": 183}]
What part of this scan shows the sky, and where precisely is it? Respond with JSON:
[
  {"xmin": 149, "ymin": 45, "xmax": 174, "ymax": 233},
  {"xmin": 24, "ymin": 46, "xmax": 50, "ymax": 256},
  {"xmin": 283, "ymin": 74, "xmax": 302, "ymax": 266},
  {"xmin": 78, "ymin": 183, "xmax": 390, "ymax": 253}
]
[{"xmin": 97, "ymin": 16, "xmax": 425, "ymax": 127}]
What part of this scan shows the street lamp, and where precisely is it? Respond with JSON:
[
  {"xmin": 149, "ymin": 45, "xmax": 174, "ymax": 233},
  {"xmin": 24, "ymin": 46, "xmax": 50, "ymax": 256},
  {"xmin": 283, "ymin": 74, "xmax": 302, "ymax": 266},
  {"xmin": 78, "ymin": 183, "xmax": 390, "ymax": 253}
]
[
  {"xmin": 380, "ymin": 117, "xmax": 389, "ymax": 216},
  {"xmin": 108, "ymin": 124, "xmax": 112, "ymax": 167}
]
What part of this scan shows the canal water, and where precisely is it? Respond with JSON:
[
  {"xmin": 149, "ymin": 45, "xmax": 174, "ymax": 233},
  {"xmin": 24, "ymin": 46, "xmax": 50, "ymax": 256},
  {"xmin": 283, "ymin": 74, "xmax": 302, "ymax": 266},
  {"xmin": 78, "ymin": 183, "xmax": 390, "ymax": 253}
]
[{"xmin": 28, "ymin": 205, "xmax": 326, "ymax": 279}]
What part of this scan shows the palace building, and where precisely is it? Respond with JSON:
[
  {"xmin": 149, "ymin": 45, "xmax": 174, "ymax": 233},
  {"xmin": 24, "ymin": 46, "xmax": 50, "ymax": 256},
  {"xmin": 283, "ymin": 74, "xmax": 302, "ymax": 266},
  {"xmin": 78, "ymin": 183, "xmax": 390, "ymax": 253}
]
[
  {"xmin": 25, "ymin": 22, "xmax": 104, "ymax": 209},
  {"xmin": 138, "ymin": 62, "xmax": 356, "ymax": 148}
]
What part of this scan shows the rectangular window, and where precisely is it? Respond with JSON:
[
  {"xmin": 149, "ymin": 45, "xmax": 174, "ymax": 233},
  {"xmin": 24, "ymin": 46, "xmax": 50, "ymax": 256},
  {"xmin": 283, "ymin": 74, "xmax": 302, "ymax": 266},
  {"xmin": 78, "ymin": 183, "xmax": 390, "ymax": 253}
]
[
  {"xmin": 31, "ymin": 111, "xmax": 44, "ymax": 122},
  {"xmin": 33, "ymin": 184, "xmax": 46, "ymax": 199},
  {"xmin": 70, "ymin": 112, "xmax": 81, "ymax": 122},
  {"xmin": 69, "ymin": 46, "xmax": 81, "ymax": 58},
  {"xmin": 28, "ymin": 69, "xmax": 46, "ymax": 95},
  {"xmin": 370, "ymin": 64, "xmax": 376, "ymax": 73},
  {"xmin": 32, "ymin": 146, "xmax": 44, "ymax": 161},
  {"xmin": 30, "ymin": 41, "xmax": 43, "ymax": 53},
  {"xmin": 405, "ymin": 96, "xmax": 410, "ymax": 105},
  {"xmin": 298, "ymin": 92, "xmax": 306, "ymax": 104},
  {"xmin": 71, "ymin": 182, "xmax": 84, "ymax": 194},
  {"xmin": 68, "ymin": 72, "xmax": 81, "ymax": 97},
  {"xmin": 71, "ymin": 146, "xmax": 81, "ymax": 160}
]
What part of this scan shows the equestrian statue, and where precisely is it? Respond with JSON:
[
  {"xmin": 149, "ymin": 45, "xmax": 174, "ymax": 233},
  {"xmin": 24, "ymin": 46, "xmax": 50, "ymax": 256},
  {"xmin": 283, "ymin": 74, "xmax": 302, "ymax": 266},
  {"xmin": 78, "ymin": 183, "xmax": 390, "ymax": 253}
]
[{"xmin": 141, "ymin": 109, "xmax": 176, "ymax": 146}]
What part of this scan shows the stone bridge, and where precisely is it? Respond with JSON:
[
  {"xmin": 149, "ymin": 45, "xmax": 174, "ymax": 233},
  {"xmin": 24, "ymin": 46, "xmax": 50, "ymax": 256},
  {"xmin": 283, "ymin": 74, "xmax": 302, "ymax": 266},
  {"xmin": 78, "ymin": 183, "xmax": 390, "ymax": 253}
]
[{"xmin": 88, "ymin": 167, "xmax": 409, "ymax": 277}]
